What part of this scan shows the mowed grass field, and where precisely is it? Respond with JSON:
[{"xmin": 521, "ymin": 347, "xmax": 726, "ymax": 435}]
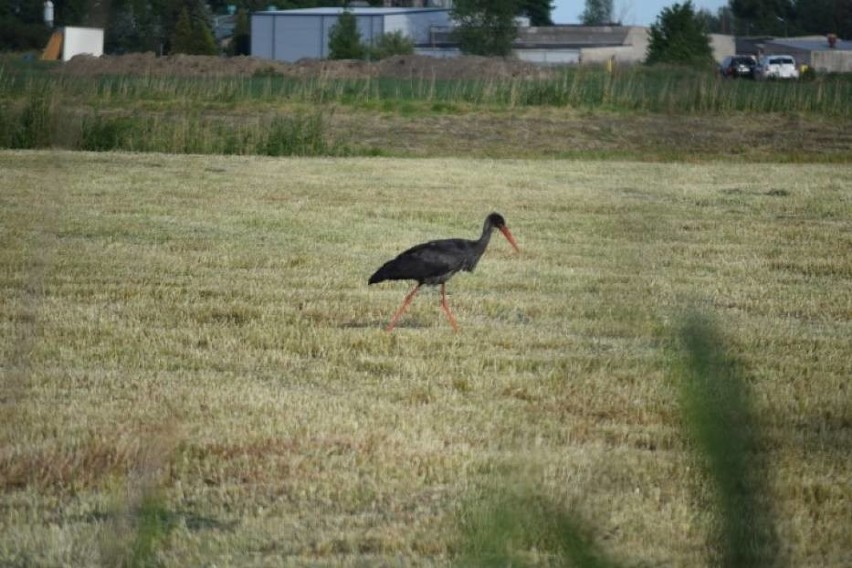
[{"xmin": 1, "ymin": 150, "xmax": 850, "ymax": 566}]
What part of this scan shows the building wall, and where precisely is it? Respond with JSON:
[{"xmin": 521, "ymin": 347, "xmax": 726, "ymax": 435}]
[
  {"xmin": 252, "ymin": 9, "xmax": 450, "ymax": 62},
  {"xmin": 415, "ymin": 47, "xmax": 459, "ymax": 58},
  {"xmin": 577, "ymin": 46, "xmax": 632, "ymax": 64},
  {"xmin": 250, "ymin": 14, "xmax": 278, "ymax": 60},
  {"xmin": 624, "ymin": 26, "xmax": 649, "ymax": 60},
  {"xmin": 812, "ymin": 50, "xmax": 852, "ymax": 73},
  {"xmin": 385, "ymin": 11, "xmax": 450, "ymax": 43},
  {"xmin": 515, "ymin": 26, "xmax": 649, "ymax": 65},
  {"xmin": 710, "ymin": 33, "xmax": 736, "ymax": 62},
  {"xmin": 252, "ymin": 13, "xmax": 384, "ymax": 61},
  {"xmin": 516, "ymin": 49, "xmax": 580, "ymax": 65}
]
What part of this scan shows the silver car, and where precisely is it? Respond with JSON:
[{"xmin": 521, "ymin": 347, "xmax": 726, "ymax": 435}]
[{"xmin": 755, "ymin": 55, "xmax": 800, "ymax": 80}]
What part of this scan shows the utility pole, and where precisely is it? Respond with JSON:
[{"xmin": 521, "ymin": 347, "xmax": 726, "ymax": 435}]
[{"xmin": 777, "ymin": 16, "xmax": 787, "ymax": 37}]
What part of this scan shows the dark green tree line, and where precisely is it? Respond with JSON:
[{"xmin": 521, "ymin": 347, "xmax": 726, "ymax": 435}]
[
  {"xmin": 451, "ymin": 0, "xmax": 520, "ymax": 57},
  {"xmin": 729, "ymin": 0, "xmax": 852, "ymax": 37},
  {"xmin": 730, "ymin": 0, "xmax": 794, "ymax": 35},
  {"xmin": 1, "ymin": 0, "xmax": 50, "ymax": 50},
  {"xmin": 521, "ymin": 0, "xmax": 555, "ymax": 26}
]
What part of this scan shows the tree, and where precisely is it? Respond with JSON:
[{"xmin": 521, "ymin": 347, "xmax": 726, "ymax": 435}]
[
  {"xmin": 451, "ymin": 0, "xmax": 519, "ymax": 57},
  {"xmin": 228, "ymin": 8, "xmax": 250, "ymax": 56},
  {"xmin": 162, "ymin": 0, "xmax": 216, "ymax": 55},
  {"xmin": 714, "ymin": 5, "xmax": 737, "ymax": 34},
  {"xmin": 171, "ymin": 7, "xmax": 195, "ymax": 53},
  {"xmin": 581, "ymin": 0, "xmax": 614, "ymax": 25},
  {"xmin": 192, "ymin": 17, "xmax": 218, "ymax": 55},
  {"xmin": 328, "ymin": 10, "xmax": 365, "ymax": 60},
  {"xmin": 0, "ymin": 0, "xmax": 50, "ymax": 50},
  {"xmin": 104, "ymin": 0, "xmax": 172, "ymax": 54},
  {"xmin": 520, "ymin": 0, "xmax": 554, "ymax": 26},
  {"xmin": 696, "ymin": 7, "xmax": 723, "ymax": 33},
  {"xmin": 730, "ymin": 0, "xmax": 794, "ymax": 35},
  {"xmin": 646, "ymin": 1, "xmax": 714, "ymax": 67},
  {"xmin": 52, "ymin": 0, "xmax": 92, "ymax": 27},
  {"xmin": 170, "ymin": 5, "xmax": 217, "ymax": 54},
  {"xmin": 793, "ymin": 0, "xmax": 852, "ymax": 38},
  {"xmin": 729, "ymin": 0, "xmax": 852, "ymax": 38}
]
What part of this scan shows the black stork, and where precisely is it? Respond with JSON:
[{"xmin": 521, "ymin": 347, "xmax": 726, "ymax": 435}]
[{"xmin": 368, "ymin": 212, "xmax": 520, "ymax": 332}]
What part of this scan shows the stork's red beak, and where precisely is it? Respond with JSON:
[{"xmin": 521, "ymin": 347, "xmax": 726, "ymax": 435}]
[{"xmin": 499, "ymin": 226, "xmax": 520, "ymax": 253}]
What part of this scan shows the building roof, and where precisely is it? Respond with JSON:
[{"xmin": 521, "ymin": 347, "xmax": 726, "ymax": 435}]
[
  {"xmin": 735, "ymin": 35, "xmax": 852, "ymax": 55},
  {"xmin": 768, "ymin": 37, "xmax": 852, "ymax": 52},
  {"xmin": 255, "ymin": 7, "xmax": 448, "ymax": 16}
]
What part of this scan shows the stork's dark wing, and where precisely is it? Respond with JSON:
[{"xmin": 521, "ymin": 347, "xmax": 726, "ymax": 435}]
[{"xmin": 368, "ymin": 238, "xmax": 471, "ymax": 285}]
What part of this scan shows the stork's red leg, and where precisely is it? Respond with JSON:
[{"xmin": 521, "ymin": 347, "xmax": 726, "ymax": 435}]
[
  {"xmin": 440, "ymin": 283, "xmax": 459, "ymax": 332},
  {"xmin": 386, "ymin": 284, "xmax": 420, "ymax": 332}
]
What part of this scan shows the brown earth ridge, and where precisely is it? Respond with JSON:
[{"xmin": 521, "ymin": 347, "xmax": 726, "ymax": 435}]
[{"xmin": 57, "ymin": 52, "xmax": 554, "ymax": 80}]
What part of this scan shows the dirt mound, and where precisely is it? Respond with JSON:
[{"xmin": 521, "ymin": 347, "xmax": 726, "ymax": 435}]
[
  {"xmin": 56, "ymin": 53, "xmax": 554, "ymax": 80},
  {"xmin": 375, "ymin": 55, "xmax": 552, "ymax": 80},
  {"xmin": 56, "ymin": 52, "xmax": 296, "ymax": 77}
]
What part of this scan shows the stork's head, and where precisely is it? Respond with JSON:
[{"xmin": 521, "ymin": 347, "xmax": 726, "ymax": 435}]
[{"xmin": 487, "ymin": 212, "xmax": 519, "ymax": 252}]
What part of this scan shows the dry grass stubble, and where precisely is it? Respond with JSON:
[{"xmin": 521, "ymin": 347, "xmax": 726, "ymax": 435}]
[{"xmin": 0, "ymin": 151, "xmax": 849, "ymax": 565}]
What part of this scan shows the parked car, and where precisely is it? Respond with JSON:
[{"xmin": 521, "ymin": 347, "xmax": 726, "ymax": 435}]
[
  {"xmin": 719, "ymin": 55, "xmax": 756, "ymax": 79},
  {"xmin": 755, "ymin": 55, "xmax": 800, "ymax": 80}
]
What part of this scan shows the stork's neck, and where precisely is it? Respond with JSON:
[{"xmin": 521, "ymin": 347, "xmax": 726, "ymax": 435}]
[{"xmin": 475, "ymin": 218, "xmax": 495, "ymax": 253}]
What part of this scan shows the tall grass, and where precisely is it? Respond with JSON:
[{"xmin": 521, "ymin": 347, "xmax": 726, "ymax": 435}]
[
  {"xmin": 1, "ymin": 61, "xmax": 849, "ymax": 155},
  {"xmin": 0, "ymin": 93, "xmax": 55, "ymax": 149},
  {"xmin": 33, "ymin": 108, "xmax": 349, "ymax": 156},
  {"xmin": 56, "ymin": 68, "xmax": 847, "ymax": 114},
  {"xmin": 3, "ymin": 64, "xmax": 851, "ymax": 110}
]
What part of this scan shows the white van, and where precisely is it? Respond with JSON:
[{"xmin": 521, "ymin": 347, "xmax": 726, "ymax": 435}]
[{"xmin": 755, "ymin": 55, "xmax": 800, "ymax": 80}]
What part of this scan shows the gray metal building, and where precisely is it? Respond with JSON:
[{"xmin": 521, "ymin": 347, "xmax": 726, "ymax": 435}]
[{"xmin": 251, "ymin": 7, "xmax": 451, "ymax": 62}]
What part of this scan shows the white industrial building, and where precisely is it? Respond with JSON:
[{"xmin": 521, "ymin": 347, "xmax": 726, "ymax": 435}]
[
  {"xmin": 251, "ymin": 7, "xmax": 451, "ymax": 62},
  {"xmin": 423, "ymin": 25, "xmax": 652, "ymax": 65}
]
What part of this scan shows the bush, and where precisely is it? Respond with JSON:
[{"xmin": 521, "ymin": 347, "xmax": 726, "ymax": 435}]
[
  {"xmin": 263, "ymin": 113, "xmax": 330, "ymax": 156},
  {"xmin": 328, "ymin": 10, "xmax": 365, "ymax": 60},
  {"xmin": 799, "ymin": 66, "xmax": 817, "ymax": 82},
  {"xmin": 368, "ymin": 32, "xmax": 414, "ymax": 60},
  {"xmin": 11, "ymin": 95, "xmax": 53, "ymax": 149},
  {"xmin": 81, "ymin": 114, "xmax": 136, "ymax": 151}
]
